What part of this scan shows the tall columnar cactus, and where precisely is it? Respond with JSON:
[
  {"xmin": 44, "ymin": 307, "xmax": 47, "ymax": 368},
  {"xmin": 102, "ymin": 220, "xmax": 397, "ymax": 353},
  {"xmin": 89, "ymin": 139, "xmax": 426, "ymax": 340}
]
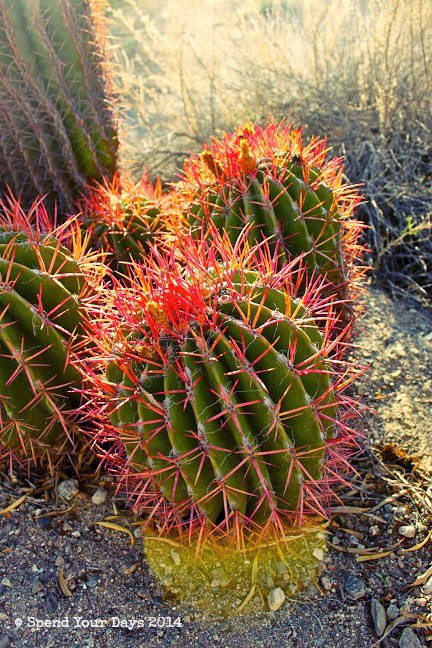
[
  {"xmin": 0, "ymin": 195, "xmax": 103, "ymax": 470},
  {"xmin": 0, "ymin": 0, "xmax": 117, "ymax": 212},
  {"xmin": 84, "ymin": 230, "xmax": 362, "ymax": 543},
  {"xmin": 82, "ymin": 173, "xmax": 178, "ymax": 269},
  {"xmin": 178, "ymin": 120, "xmax": 364, "ymax": 305}
]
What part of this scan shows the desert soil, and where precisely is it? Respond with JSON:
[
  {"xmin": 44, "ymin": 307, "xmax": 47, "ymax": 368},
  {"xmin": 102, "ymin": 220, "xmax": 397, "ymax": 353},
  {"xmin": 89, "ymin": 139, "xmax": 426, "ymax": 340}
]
[{"xmin": 0, "ymin": 285, "xmax": 431, "ymax": 648}]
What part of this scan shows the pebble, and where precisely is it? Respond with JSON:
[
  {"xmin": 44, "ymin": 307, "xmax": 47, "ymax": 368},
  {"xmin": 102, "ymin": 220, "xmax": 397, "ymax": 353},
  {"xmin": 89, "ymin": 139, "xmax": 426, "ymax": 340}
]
[
  {"xmin": 0, "ymin": 615, "xmax": 7, "ymax": 622},
  {"xmin": 320, "ymin": 576, "xmax": 332, "ymax": 591},
  {"xmin": 312, "ymin": 548, "xmax": 324, "ymax": 561},
  {"xmin": 370, "ymin": 599, "xmax": 387, "ymax": 637},
  {"xmin": 45, "ymin": 592, "xmax": 58, "ymax": 613},
  {"xmin": 387, "ymin": 603, "xmax": 400, "ymax": 620},
  {"xmin": 86, "ymin": 577, "xmax": 98, "ymax": 588},
  {"xmin": 91, "ymin": 487, "xmax": 108, "ymax": 505},
  {"xmin": 344, "ymin": 575, "xmax": 366, "ymax": 600},
  {"xmin": 171, "ymin": 550, "xmax": 181, "ymax": 566},
  {"xmin": 31, "ymin": 578, "xmax": 44, "ymax": 595},
  {"xmin": 210, "ymin": 568, "xmax": 230, "ymax": 588},
  {"xmin": 58, "ymin": 479, "xmax": 79, "ymax": 501},
  {"xmin": 268, "ymin": 587, "xmax": 285, "ymax": 611},
  {"xmin": 275, "ymin": 562, "xmax": 288, "ymax": 576},
  {"xmin": 1, "ymin": 579, "xmax": 11, "ymax": 588},
  {"xmin": 422, "ymin": 576, "xmax": 432, "ymax": 595},
  {"xmin": 37, "ymin": 516, "xmax": 52, "ymax": 530},
  {"xmin": 398, "ymin": 525, "xmax": 416, "ymax": 538},
  {"xmin": 399, "ymin": 627, "xmax": 422, "ymax": 648}
]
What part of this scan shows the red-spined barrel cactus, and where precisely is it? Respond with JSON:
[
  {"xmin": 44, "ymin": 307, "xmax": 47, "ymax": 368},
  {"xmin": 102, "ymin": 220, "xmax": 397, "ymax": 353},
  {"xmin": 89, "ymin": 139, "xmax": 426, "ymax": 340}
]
[
  {"xmin": 85, "ymin": 229, "xmax": 362, "ymax": 544},
  {"xmin": 82, "ymin": 173, "xmax": 177, "ymax": 268},
  {"xmin": 178, "ymin": 120, "xmax": 364, "ymax": 303},
  {"xmin": 0, "ymin": 195, "xmax": 104, "ymax": 470},
  {"xmin": 0, "ymin": 0, "xmax": 117, "ymax": 212}
]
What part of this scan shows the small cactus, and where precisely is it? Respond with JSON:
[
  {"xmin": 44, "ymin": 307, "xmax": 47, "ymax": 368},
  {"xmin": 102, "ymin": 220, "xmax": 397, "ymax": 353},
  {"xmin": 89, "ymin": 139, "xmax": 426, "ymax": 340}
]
[
  {"xmin": 84, "ymin": 229, "xmax": 363, "ymax": 543},
  {"xmin": 178, "ymin": 120, "xmax": 364, "ymax": 307},
  {"xmin": 0, "ymin": 194, "xmax": 103, "ymax": 470},
  {"xmin": 0, "ymin": 0, "xmax": 118, "ymax": 212},
  {"xmin": 82, "ymin": 173, "xmax": 176, "ymax": 269}
]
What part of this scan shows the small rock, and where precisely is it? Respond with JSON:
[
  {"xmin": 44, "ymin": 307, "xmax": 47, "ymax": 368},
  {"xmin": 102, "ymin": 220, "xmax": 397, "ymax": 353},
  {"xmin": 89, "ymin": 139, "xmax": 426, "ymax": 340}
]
[
  {"xmin": 422, "ymin": 576, "xmax": 432, "ymax": 595},
  {"xmin": 262, "ymin": 574, "xmax": 275, "ymax": 590},
  {"xmin": 37, "ymin": 516, "xmax": 52, "ymax": 530},
  {"xmin": 211, "ymin": 568, "xmax": 231, "ymax": 588},
  {"xmin": 312, "ymin": 548, "xmax": 324, "ymax": 561},
  {"xmin": 91, "ymin": 487, "xmax": 108, "ymax": 505},
  {"xmin": 268, "ymin": 587, "xmax": 285, "ymax": 611},
  {"xmin": 170, "ymin": 550, "xmax": 181, "ymax": 566},
  {"xmin": 45, "ymin": 592, "xmax": 58, "ymax": 612},
  {"xmin": 1, "ymin": 579, "xmax": 12, "ymax": 588},
  {"xmin": 398, "ymin": 525, "xmax": 416, "ymax": 538},
  {"xmin": 0, "ymin": 615, "xmax": 7, "ymax": 622},
  {"xmin": 400, "ymin": 598, "xmax": 414, "ymax": 615},
  {"xmin": 55, "ymin": 556, "xmax": 64, "ymax": 568},
  {"xmin": 399, "ymin": 627, "xmax": 422, "ymax": 648},
  {"xmin": 416, "ymin": 597, "xmax": 428, "ymax": 607},
  {"xmin": 275, "ymin": 561, "xmax": 288, "ymax": 576},
  {"xmin": 86, "ymin": 577, "xmax": 98, "ymax": 589},
  {"xmin": 58, "ymin": 479, "xmax": 79, "ymax": 501},
  {"xmin": 345, "ymin": 575, "xmax": 366, "ymax": 600},
  {"xmin": 370, "ymin": 599, "xmax": 387, "ymax": 637},
  {"xmin": 63, "ymin": 522, "xmax": 73, "ymax": 532},
  {"xmin": 387, "ymin": 603, "xmax": 400, "ymax": 620},
  {"xmin": 31, "ymin": 578, "xmax": 44, "ymax": 595},
  {"xmin": 320, "ymin": 576, "xmax": 332, "ymax": 591}
]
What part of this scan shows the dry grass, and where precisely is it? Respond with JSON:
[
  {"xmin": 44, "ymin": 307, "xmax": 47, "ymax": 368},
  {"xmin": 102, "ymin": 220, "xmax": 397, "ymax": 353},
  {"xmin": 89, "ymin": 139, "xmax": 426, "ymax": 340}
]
[{"xmin": 106, "ymin": 0, "xmax": 432, "ymax": 304}]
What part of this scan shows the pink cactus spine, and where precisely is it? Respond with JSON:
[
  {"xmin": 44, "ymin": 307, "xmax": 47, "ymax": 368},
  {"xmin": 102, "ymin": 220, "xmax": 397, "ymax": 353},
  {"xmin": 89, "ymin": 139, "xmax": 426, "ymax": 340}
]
[{"xmin": 81, "ymin": 226, "xmax": 365, "ymax": 548}]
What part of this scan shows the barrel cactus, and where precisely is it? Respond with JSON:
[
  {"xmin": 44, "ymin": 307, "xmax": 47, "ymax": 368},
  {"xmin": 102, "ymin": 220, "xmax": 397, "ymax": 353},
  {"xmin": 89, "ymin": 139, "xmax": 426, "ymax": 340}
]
[
  {"xmin": 178, "ymin": 120, "xmax": 363, "ymax": 302},
  {"xmin": 0, "ymin": 0, "xmax": 117, "ymax": 212},
  {"xmin": 85, "ymin": 230, "xmax": 361, "ymax": 542},
  {"xmin": 82, "ymin": 173, "xmax": 176, "ymax": 268},
  {"xmin": 0, "ymin": 195, "xmax": 103, "ymax": 470}
]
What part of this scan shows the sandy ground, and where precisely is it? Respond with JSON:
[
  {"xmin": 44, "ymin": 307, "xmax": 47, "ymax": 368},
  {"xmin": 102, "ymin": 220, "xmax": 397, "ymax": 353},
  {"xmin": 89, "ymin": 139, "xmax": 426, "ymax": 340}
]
[{"xmin": 0, "ymin": 286, "xmax": 431, "ymax": 648}]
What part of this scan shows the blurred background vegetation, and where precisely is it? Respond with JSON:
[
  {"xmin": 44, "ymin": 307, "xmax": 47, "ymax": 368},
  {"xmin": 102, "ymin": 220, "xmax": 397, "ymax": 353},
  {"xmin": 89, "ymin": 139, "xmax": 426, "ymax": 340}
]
[{"xmin": 105, "ymin": 0, "xmax": 431, "ymax": 305}]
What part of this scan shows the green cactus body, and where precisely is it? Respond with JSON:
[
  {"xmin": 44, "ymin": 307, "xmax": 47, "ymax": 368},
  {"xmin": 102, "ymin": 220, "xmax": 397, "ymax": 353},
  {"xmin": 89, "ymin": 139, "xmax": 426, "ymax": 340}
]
[
  {"xmin": 0, "ymin": 0, "xmax": 117, "ymax": 212},
  {"xmin": 106, "ymin": 272, "xmax": 337, "ymax": 527},
  {"xmin": 188, "ymin": 158, "xmax": 344, "ymax": 287},
  {"xmin": 0, "ymin": 217, "xmax": 87, "ymax": 463},
  {"xmin": 182, "ymin": 122, "xmax": 362, "ymax": 299}
]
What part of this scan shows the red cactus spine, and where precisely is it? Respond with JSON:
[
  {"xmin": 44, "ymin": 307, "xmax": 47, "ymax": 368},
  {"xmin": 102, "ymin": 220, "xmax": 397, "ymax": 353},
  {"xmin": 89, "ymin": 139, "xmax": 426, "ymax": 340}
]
[{"xmin": 83, "ymin": 228, "xmax": 364, "ymax": 547}]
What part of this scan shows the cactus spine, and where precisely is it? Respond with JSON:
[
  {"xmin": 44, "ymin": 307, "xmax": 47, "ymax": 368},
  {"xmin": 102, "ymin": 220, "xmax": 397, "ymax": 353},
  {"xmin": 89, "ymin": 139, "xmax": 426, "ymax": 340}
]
[{"xmin": 0, "ymin": 0, "xmax": 117, "ymax": 212}]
